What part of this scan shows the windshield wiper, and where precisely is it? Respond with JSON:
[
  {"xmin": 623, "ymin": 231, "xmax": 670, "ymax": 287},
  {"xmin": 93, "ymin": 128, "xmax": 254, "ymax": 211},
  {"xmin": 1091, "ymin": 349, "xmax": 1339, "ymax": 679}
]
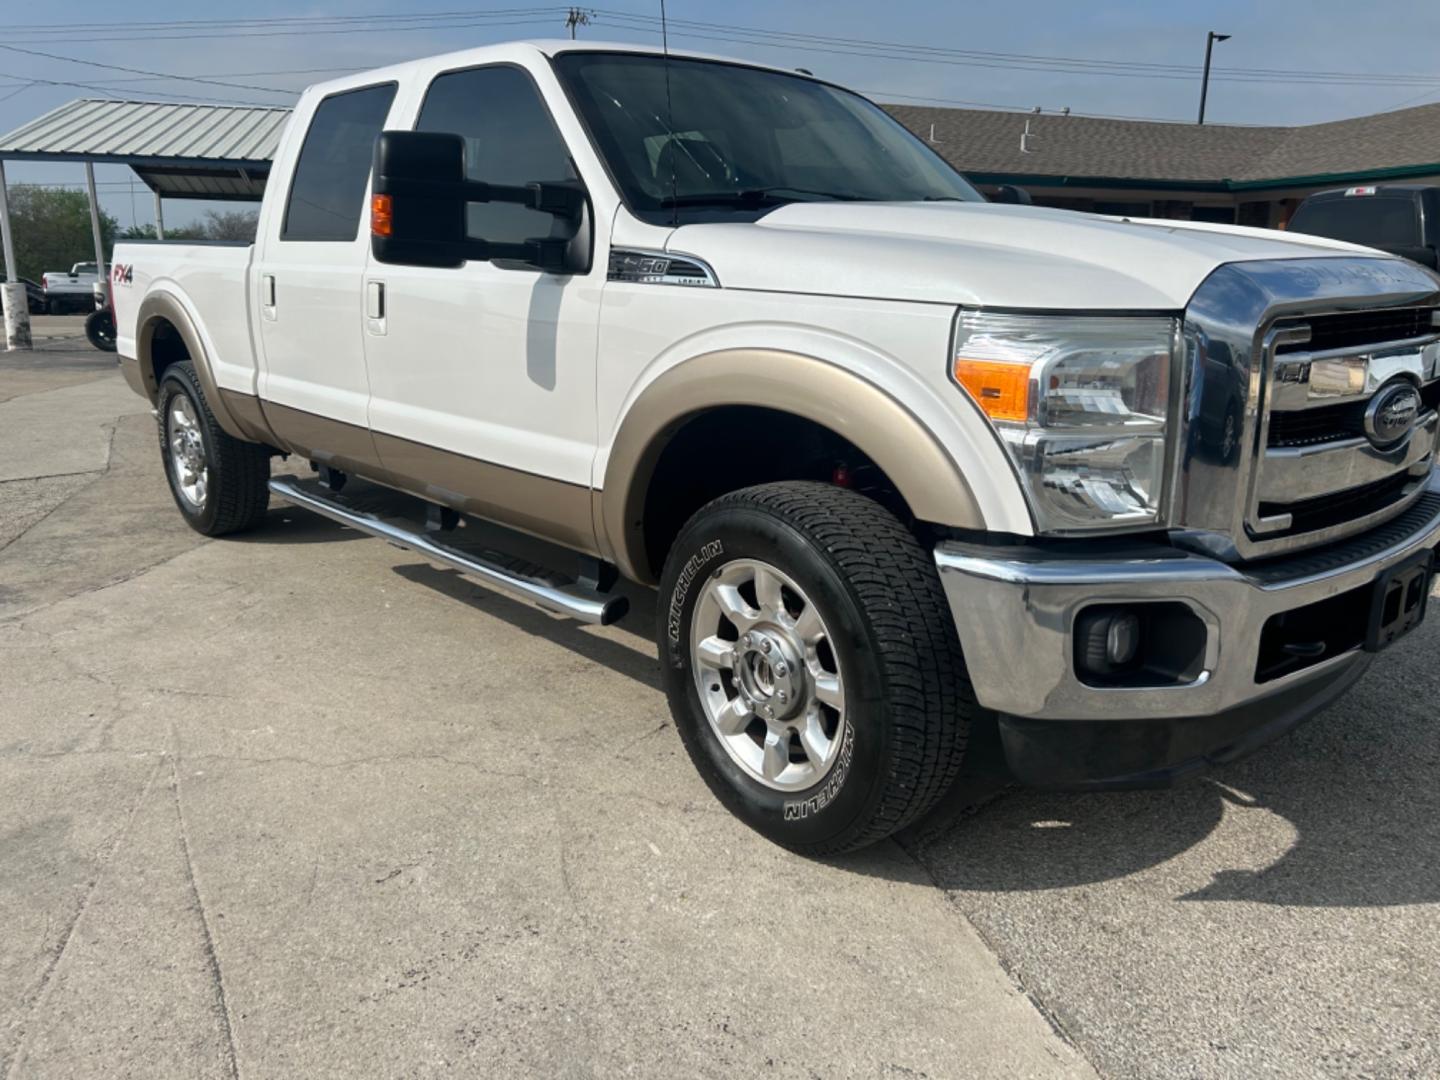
[{"xmin": 657, "ymin": 186, "xmax": 867, "ymax": 209}]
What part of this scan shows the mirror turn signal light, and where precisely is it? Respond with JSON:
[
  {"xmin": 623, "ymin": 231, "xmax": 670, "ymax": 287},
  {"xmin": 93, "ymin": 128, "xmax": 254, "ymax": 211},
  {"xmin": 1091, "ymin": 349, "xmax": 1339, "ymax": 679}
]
[
  {"xmin": 370, "ymin": 194, "xmax": 393, "ymax": 238},
  {"xmin": 953, "ymin": 358, "xmax": 1030, "ymax": 422}
]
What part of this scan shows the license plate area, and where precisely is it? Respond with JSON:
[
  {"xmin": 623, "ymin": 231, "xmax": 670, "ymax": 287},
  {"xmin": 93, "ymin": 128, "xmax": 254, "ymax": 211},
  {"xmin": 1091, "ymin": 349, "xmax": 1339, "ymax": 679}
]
[{"xmin": 1366, "ymin": 551, "xmax": 1433, "ymax": 652}]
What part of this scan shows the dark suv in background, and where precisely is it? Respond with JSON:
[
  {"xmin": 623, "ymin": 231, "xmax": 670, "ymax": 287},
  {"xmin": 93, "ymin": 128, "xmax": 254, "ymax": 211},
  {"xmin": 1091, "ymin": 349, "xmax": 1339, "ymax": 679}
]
[{"xmin": 1287, "ymin": 184, "xmax": 1439, "ymax": 268}]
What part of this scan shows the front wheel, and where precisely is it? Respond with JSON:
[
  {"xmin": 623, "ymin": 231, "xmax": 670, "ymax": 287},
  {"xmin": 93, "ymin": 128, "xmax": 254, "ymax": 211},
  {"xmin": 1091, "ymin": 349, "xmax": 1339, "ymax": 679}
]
[
  {"xmin": 156, "ymin": 361, "xmax": 271, "ymax": 536},
  {"xmin": 657, "ymin": 481, "xmax": 975, "ymax": 855}
]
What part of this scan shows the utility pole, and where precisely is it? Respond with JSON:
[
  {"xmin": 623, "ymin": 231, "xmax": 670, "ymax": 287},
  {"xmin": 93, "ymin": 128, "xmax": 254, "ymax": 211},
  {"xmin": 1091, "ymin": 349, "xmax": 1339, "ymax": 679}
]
[
  {"xmin": 1197, "ymin": 30, "xmax": 1231, "ymax": 125},
  {"xmin": 565, "ymin": 7, "xmax": 592, "ymax": 38}
]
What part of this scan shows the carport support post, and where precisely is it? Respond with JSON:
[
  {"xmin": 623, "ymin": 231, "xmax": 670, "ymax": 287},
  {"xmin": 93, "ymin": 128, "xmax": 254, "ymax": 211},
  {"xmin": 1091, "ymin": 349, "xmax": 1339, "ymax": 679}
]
[
  {"xmin": 153, "ymin": 190, "xmax": 165, "ymax": 240},
  {"xmin": 0, "ymin": 158, "xmax": 33, "ymax": 351},
  {"xmin": 84, "ymin": 162, "xmax": 109, "ymax": 304}
]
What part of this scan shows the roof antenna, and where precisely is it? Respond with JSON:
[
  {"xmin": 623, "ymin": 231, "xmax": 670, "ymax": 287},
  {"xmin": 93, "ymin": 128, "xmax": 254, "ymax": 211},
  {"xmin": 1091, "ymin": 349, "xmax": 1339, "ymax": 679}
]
[{"xmin": 661, "ymin": 0, "xmax": 678, "ymax": 226}]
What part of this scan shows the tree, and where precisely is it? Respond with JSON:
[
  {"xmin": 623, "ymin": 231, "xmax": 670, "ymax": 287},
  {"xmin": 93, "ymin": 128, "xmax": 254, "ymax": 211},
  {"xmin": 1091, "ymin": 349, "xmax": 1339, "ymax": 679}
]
[
  {"xmin": 118, "ymin": 222, "xmax": 205, "ymax": 241},
  {"xmin": 0, "ymin": 185, "xmax": 117, "ymax": 283},
  {"xmin": 197, "ymin": 208, "xmax": 259, "ymax": 242},
  {"xmin": 116, "ymin": 208, "xmax": 259, "ymax": 243}
]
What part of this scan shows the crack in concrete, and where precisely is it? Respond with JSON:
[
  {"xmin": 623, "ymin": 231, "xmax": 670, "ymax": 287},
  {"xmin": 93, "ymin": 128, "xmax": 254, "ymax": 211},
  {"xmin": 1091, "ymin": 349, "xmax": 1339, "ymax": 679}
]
[
  {"xmin": 183, "ymin": 750, "xmax": 537, "ymax": 779},
  {"xmin": 0, "ymin": 468, "xmax": 106, "ymax": 486},
  {"xmin": 0, "ymin": 460, "xmax": 110, "ymax": 558},
  {"xmin": 0, "ymin": 755, "xmax": 167, "ymax": 1080},
  {"xmin": 895, "ymin": 835, "xmax": 1094, "ymax": 1072},
  {"xmin": 169, "ymin": 741, "xmax": 242, "ymax": 1080},
  {"xmin": 0, "ymin": 540, "xmax": 209, "ymax": 625}
]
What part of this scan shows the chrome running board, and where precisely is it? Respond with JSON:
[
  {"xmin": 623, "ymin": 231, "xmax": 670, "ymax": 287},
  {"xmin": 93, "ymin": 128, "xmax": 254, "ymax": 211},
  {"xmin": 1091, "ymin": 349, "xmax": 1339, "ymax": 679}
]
[{"xmin": 268, "ymin": 476, "xmax": 627, "ymax": 625}]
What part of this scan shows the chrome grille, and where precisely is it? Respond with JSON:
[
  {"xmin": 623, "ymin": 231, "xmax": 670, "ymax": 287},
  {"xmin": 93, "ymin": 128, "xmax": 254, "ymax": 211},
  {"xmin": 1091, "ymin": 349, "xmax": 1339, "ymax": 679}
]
[
  {"xmin": 1174, "ymin": 258, "xmax": 1440, "ymax": 562},
  {"xmin": 1250, "ymin": 311, "xmax": 1439, "ymax": 546}
]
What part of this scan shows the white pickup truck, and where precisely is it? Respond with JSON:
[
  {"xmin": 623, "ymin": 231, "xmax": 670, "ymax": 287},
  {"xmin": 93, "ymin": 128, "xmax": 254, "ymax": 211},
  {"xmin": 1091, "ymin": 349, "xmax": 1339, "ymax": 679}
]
[
  {"xmin": 112, "ymin": 40, "xmax": 1440, "ymax": 854},
  {"xmin": 42, "ymin": 261, "xmax": 105, "ymax": 313}
]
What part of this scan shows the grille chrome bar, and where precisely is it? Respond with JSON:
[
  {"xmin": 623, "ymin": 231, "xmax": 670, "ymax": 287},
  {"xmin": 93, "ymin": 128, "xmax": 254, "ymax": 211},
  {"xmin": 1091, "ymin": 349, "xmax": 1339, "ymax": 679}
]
[
  {"xmin": 1256, "ymin": 411, "xmax": 1437, "ymax": 505},
  {"xmin": 1270, "ymin": 333, "xmax": 1440, "ymax": 411}
]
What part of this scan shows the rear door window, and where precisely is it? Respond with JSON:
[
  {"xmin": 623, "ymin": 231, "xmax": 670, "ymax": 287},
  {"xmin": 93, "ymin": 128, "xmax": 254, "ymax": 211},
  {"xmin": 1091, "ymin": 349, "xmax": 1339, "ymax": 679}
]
[
  {"xmin": 282, "ymin": 83, "xmax": 397, "ymax": 242},
  {"xmin": 1289, "ymin": 196, "xmax": 1421, "ymax": 248}
]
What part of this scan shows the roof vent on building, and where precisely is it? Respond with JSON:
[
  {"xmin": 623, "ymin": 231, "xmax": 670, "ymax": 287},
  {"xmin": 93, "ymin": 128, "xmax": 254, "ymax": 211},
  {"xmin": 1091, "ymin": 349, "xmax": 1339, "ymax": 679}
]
[{"xmin": 1021, "ymin": 107, "xmax": 1040, "ymax": 154}]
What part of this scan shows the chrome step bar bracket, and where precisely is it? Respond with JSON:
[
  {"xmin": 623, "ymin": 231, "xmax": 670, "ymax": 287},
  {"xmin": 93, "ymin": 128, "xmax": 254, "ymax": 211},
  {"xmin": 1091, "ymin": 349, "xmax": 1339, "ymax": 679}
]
[{"xmin": 268, "ymin": 477, "xmax": 628, "ymax": 626}]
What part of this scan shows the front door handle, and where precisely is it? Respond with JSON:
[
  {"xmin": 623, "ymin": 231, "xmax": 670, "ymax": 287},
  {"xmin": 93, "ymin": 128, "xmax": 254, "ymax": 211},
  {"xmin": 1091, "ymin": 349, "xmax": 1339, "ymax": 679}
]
[{"xmin": 261, "ymin": 274, "xmax": 277, "ymax": 321}]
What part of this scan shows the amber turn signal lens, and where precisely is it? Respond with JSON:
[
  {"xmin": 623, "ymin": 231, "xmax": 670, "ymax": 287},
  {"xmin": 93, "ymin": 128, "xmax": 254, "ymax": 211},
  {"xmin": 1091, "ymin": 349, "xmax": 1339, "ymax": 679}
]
[
  {"xmin": 953, "ymin": 358, "xmax": 1030, "ymax": 422},
  {"xmin": 370, "ymin": 194, "xmax": 393, "ymax": 237}
]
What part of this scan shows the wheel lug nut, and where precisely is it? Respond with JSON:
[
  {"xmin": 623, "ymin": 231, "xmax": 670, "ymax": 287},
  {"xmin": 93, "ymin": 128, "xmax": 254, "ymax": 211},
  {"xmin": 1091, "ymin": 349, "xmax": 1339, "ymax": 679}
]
[
  {"xmin": 778, "ymin": 691, "xmax": 788, "ymax": 703},
  {"xmin": 761, "ymin": 640, "xmax": 772, "ymax": 654},
  {"xmin": 775, "ymin": 663, "xmax": 787, "ymax": 676}
]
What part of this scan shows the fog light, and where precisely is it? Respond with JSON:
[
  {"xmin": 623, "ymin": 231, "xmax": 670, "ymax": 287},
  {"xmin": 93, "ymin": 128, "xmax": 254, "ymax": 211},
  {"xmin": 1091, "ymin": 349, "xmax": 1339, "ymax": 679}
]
[
  {"xmin": 1073, "ymin": 602, "xmax": 1209, "ymax": 688},
  {"xmin": 1075, "ymin": 607, "xmax": 1141, "ymax": 676}
]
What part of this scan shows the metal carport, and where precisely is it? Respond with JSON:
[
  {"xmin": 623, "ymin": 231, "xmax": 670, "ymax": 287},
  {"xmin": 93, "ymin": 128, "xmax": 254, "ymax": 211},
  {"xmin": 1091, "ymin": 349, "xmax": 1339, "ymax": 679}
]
[{"xmin": 0, "ymin": 98, "xmax": 291, "ymax": 350}]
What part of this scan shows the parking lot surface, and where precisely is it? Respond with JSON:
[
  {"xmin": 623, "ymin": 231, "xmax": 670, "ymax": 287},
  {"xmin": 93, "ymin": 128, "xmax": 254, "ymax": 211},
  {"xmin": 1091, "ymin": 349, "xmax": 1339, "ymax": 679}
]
[{"xmin": 3, "ymin": 328, "xmax": 1438, "ymax": 1078}]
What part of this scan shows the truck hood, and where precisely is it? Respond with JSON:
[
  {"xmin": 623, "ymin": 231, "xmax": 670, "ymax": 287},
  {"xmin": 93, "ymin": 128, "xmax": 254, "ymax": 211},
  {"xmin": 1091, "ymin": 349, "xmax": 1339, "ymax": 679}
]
[{"xmin": 666, "ymin": 201, "xmax": 1376, "ymax": 311}]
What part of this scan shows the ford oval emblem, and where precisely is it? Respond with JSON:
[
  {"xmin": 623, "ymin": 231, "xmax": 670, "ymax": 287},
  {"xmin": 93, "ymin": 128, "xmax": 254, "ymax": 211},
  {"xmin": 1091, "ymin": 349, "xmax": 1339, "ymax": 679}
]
[{"xmin": 1364, "ymin": 382, "xmax": 1421, "ymax": 447}]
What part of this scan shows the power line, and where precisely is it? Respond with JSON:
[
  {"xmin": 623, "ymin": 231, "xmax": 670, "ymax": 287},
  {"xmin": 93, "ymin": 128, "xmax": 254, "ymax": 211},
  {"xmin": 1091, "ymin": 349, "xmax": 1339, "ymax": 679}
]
[
  {"xmin": 0, "ymin": 42, "xmax": 297, "ymax": 95},
  {"xmin": 1, "ymin": 7, "xmax": 568, "ymax": 33},
  {"xmin": 0, "ymin": 12, "xmax": 571, "ymax": 46},
  {"xmin": 591, "ymin": 9, "xmax": 1440, "ymax": 86},
  {"xmin": 1, "ymin": 6, "xmax": 1436, "ymax": 89},
  {"xmin": 591, "ymin": 12, "xmax": 1440, "ymax": 88}
]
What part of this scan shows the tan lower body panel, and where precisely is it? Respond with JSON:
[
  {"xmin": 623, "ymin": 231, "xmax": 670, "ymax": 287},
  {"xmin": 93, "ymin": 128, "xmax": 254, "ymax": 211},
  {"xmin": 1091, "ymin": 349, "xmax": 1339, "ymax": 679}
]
[
  {"xmin": 370, "ymin": 432, "xmax": 597, "ymax": 555},
  {"xmin": 264, "ymin": 402, "xmax": 598, "ymax": 556},
  {"xmin": 118, "ymin": 353, "xmax": 149, "ymax": 400},
  {"xmin": 218, "ymin": 389, "xmax": 283, "ymax": 447}
]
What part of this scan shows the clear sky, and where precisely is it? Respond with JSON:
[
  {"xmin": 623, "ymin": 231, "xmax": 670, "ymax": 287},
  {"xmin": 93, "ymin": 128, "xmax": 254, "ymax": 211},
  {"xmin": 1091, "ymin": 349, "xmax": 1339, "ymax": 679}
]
[{"xmin": 3, "ymin": 0, "xmax": 1439, "ymax": 230}]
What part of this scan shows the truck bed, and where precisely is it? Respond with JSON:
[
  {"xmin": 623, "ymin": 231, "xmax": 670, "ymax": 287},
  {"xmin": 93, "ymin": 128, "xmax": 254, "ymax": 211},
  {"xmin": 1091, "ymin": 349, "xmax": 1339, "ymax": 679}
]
[{"xmin": 112, "ymin": 239, "xmax": 258, "ymax": 397}]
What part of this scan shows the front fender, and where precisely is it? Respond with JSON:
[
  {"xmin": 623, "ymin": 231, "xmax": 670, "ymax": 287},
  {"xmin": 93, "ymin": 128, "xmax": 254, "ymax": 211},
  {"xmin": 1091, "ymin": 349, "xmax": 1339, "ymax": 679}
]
[{"xmin": 599, "ymin": 347, "xmax": 993, "ymax": 584}]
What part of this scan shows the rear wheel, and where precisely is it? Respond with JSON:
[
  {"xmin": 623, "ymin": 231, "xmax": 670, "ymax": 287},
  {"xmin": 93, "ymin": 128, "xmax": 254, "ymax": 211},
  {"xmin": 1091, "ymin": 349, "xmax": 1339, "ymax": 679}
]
[
  {"xmin": 156, "ymin": 361, "xmax": 271, "ymax": 536},
  {"xmin": 657, "ymin": 481, "xmax": 974, "ymax": 855}
]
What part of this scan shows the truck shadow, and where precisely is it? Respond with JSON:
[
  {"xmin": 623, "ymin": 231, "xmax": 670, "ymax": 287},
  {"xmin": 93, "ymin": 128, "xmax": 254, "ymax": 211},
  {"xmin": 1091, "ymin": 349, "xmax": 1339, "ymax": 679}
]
[
  {"xmin": 391, "ymin": 562, "xmax": 663, "ymax": 692},
  {"xmin": 886, "ymin": 631, "xmax": 1440, "ymax": 908},
  {"xmin": 229, "ymin": 505, "xmax": 372, "ymax": 544},
  {"xmin": 243, "ymin": 505, "xmax": 1440, "ymax": 909}
]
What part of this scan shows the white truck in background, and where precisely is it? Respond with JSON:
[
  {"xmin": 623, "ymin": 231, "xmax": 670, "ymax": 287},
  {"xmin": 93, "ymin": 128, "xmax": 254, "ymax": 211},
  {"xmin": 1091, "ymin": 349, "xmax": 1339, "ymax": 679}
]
[
  {"xmin": 42, "ymin": 260, "xmax": 105, "ymax": 313},
  {"xmin": 110, "ymin": 41, "xmax": 1440, "ymax": 854}
]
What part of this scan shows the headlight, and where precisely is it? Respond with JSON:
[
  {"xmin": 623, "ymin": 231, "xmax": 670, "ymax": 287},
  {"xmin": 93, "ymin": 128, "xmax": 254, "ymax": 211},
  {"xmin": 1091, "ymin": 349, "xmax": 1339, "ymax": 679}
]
[{"xmin": 951, "ymin": 311, "xmax": 1176, "ymax": 532}]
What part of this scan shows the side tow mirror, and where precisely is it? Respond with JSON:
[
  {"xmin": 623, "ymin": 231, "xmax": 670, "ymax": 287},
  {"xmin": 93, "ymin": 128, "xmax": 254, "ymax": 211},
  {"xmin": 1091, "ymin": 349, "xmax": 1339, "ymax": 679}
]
[
  {"xmin": 370, "ymin": 130, "xmax": 588, "ymax": 272},
  {"xmin": 991, "ymin": 184, "xmax": 1033, "ymax": 205}
]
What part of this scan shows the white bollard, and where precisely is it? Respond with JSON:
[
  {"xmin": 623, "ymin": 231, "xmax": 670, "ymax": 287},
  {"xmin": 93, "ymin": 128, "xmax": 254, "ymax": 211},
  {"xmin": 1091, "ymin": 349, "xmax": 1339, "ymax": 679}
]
[{"xmin": 2, "ymin": 281, "xmax": 32, "ymax": 351}]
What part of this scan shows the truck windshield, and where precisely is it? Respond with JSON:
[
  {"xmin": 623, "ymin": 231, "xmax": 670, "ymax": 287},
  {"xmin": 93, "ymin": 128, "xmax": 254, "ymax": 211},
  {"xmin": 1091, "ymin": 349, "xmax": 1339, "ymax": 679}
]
[{"xmin": 551, "ymin": 51, "xmax": 981, "ymax": 224}]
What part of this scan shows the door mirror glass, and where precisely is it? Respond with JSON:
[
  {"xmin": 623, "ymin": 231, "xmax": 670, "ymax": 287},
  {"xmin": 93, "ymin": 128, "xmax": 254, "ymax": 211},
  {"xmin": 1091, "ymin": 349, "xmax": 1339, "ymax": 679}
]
[{"xmin": 370, "ymin": 129, "xmax": 590, "ymax": 272}]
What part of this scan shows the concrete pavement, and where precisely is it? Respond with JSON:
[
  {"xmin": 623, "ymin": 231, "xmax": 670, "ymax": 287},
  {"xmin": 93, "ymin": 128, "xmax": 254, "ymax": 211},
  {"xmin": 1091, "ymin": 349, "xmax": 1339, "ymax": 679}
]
[{"xmin": 2, "ymin": 342, "xmax": 1092, "ymax": 1078}]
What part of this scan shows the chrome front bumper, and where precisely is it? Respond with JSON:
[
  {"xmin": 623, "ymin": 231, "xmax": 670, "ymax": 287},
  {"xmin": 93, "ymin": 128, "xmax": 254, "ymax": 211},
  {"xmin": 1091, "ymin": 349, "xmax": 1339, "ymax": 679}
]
[{"xmin": 935, "ymin": 475, "xmax": 1440, "ymax": 723}]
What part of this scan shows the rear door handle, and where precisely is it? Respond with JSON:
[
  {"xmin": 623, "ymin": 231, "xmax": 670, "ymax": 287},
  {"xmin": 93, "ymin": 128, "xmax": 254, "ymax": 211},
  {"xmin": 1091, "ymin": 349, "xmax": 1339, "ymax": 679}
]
[
  {"xmin": 261, "ymin": 274, "xmax": 277, "ymax": 321},
  {"xmin": 365, "ymin": 279, "xmax": 386, "ymax": 335}
]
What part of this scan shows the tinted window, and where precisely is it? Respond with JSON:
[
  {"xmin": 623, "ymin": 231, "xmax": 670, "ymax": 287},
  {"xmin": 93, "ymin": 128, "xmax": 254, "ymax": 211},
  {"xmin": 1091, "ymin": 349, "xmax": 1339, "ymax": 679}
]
[
  {"xmin": 552, "ymin": 52, "xmax": 980, "ymax": 225},
  {"xmin": 282, "ymin": 83, "xmax": 397, "ymax": 242},
  {"xmin": 1289, "ymin": 195, "xmax": 1421, "ymax": 248},
  {"xmin": 416, "ymin": 65, "xmax": 576, "ymax": 247}
]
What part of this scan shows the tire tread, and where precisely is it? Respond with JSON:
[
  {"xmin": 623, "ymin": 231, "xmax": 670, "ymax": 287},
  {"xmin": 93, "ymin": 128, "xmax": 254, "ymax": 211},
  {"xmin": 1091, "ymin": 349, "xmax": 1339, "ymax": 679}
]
[
  {"xmin": 158, "ymin": 361, "xmax": 270, "ymax": 536},
  {"xmin": 681, "ymin": 481, "xmax": 976, "ymax": 854}
]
